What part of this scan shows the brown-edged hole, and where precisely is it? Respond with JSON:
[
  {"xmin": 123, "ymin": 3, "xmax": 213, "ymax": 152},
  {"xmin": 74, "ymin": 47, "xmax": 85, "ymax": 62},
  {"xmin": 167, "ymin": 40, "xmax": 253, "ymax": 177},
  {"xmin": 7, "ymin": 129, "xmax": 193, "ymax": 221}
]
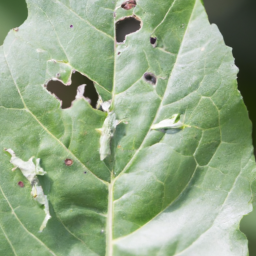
[
  {"xmin": 150, "ymin": 37, "xmax": 157, "ymax": 47},
  {"xmin": 116, "ymin": 16, "xmax": 141, "ymax": 43},
  {"xmin": 47, "ymin": 72, "xmax": 99, "ymax": 109},
  {"xmin": 144, "ymin": 72, "xmax": 157, "ymax": 85}
]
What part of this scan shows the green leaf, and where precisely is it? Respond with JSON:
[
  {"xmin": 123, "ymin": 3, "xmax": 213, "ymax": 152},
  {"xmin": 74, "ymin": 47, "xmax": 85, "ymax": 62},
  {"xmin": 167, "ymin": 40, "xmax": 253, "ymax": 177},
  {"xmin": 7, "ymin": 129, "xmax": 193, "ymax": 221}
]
[{"xmin": 0, "ymin": 0, "xmax": 255, "ymax": 255}]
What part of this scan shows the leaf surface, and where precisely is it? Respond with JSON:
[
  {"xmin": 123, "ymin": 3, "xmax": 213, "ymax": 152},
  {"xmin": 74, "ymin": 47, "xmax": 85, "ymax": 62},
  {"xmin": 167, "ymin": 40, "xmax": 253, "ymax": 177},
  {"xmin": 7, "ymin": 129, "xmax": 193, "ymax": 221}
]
[{"xmin": 0, "ymin": 0, "xmax": 255, "ymax": 255}]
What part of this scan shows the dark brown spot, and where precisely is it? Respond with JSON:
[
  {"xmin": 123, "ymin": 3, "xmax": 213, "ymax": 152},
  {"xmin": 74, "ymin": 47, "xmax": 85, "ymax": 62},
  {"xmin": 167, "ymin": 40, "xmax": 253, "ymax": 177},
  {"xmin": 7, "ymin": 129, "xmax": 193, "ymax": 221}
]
[
  {"xmin": 65, "ymin": 159, "xmax": 73, "ymax": 166},
  {"xmin": 121, "ymin": 0, "xmax": 137, "ymax": 10},
  {"xmin": 144, "ymin": 72, "xmax": 157, "ymax": 85},
  {"xmin": 70, "ymin": 25, "xmax": 73, "ymax": 28},
  {"xmin": 84, "ymin": 171, "xmax": 87, "ymax": 174},
  {"xmin": 18, "ymin": 181, "xmax": 24, "ymax": 187},
  {"xmin": 118, "ymin": 52, "xmax": 121, "ymax": 55}
]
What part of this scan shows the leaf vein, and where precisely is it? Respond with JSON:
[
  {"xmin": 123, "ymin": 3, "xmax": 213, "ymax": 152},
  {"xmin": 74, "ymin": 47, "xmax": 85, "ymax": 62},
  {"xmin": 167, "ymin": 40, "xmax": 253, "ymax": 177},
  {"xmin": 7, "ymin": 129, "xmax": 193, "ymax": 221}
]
[
  {"xmin": 32, "ymin": 3, "xmax": 69, "ymax": 61},
  {"xmin": 54, "ymin": 0, "xmax": 114, "ymax": 41},
  {"xmin": 0, "ymin": 185, "xmax": 57, "ymax": 256},
  {"xmin": 173, "ymin": 165, "xmax": 243, "ymax": 256},
  {"xmin": 55, "ymin": 214, "xmax": 100, "ymax": 256},
  {"xmin": 114, "ymin": 0, "xmax": 196, "ymax": 181},
  {"xmin": 0, "ymin": 223, "xmax": 18, "ymax": 256}
]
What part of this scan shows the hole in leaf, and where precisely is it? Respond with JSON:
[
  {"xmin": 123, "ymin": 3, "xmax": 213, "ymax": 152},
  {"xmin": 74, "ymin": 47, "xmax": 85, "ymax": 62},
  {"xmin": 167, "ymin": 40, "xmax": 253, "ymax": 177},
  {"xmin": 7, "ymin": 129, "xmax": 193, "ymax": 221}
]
[
  {"xmin": 46, "ymin": 72, "xmax": 99, "ymax": 109},
  {"xmin": 116, "ymin": 16, "xmax": 141, "ymax": 43},
  {"xmin": 150, "ymin": 37, "xmax": 157, "ymax": 47},
  {"xmin": 121, "ymin": 0, "xmax": 137, "ymax": 10},
  {"xmin": 144, "ymin": 72, "xmax": 157, "ymax": 85}
]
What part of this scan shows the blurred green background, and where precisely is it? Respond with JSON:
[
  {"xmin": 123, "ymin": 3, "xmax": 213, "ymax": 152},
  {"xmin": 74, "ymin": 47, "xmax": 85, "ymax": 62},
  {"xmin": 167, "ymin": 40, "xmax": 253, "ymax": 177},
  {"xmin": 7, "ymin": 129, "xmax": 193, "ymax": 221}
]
[{"xmin": 0, "ymin": 0, "xmax": 256, "ymax": 254}]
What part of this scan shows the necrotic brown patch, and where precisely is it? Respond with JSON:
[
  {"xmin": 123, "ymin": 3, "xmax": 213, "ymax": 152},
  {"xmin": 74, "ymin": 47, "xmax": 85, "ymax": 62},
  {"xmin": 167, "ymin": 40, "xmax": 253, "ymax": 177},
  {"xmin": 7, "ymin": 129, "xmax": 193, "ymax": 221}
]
[
  {"xmin": 121, "ymin": 0, "xmax": 137, "ymax": 10},
  {"xmin": 18, "ymin": 181, "xmax": 24, "ymax": 187},
  {"xmin": 65, "ymin": 159, "xmax": 73, "ymax": 166}
]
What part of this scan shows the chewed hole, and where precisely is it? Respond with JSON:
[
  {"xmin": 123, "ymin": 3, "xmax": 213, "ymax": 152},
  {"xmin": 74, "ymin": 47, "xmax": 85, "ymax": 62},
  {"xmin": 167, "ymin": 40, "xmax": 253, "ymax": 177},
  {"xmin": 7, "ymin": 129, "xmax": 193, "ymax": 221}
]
[
  {"xmin": 121, "ymin": 0, "xmax": 137, "ymax": 10},
  {"xmin": 116, "ymin": 16, "xmax": 141, "ymax": 43},
  {"xmin": 144, "ymin": 72, "xmax": 157, "ymax": 85},
  {"xmin": 46, "ymin": 72, "xmax": 99, "ymax": 109},
  {"xmin": 150, "ymin": 37, "xmax": 157, "ymax": 47}
]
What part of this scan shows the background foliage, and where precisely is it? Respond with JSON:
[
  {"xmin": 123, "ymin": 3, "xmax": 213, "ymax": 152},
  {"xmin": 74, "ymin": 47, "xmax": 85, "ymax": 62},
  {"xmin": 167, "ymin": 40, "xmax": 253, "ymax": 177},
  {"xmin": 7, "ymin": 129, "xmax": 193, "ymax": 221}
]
[{"xmin": 0, "ymin": 0, "xmax": 255, "ymax": 254}]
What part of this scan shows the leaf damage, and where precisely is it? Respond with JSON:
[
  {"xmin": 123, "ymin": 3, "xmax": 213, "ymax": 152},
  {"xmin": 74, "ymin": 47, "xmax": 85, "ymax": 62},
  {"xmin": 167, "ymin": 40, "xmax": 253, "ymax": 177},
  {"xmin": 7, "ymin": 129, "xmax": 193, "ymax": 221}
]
[
  {"xmin": 151, "ymin": 114, "xmax": 185, "ymax": 130},
  {"xmin": 5, "ymin": 149, "xmax": 51, "ymax": 232},
  {"xmin": 116, "ymin": 16, "xmax": 142, "ymax": 43},
  {"xmin": 96, "ymin": 96, "xmax": 112, "ymax": 112},
  {"xmin": 97, "ymin": 112, "xmax": 118, "ymax": 161},
  {"xmin": 96, "ymin": 98, "xmax": 128, "ymax": 161}
]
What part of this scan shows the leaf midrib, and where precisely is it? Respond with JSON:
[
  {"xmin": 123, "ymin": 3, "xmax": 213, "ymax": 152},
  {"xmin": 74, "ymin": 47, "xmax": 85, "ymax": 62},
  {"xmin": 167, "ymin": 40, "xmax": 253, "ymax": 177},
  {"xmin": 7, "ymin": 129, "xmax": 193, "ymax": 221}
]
[
  {"xmin": 113, "ymin": 0, "xmax": 195, "ymax": 184},
  {"xmin": 109, "ymin": 0, "xmax": 197, "ymax": 250}
]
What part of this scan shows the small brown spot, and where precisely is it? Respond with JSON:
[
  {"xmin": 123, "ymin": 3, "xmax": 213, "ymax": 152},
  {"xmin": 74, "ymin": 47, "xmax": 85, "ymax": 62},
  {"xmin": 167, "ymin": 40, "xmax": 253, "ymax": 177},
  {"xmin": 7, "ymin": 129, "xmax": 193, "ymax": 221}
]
[
  {"xmin": 65, "ymin": 159, "xmax": 73, "ymax": 166},
  {"xmin": 18, "ymin": 181, "xmax": 24, "ymax": 187},
  {"xmin": 13, "ymin": 27, "xmax": 19, "ymax": 32},
  {"xmin": 84, "ymin": 171, "xmax": 87, "ymax": 174},
  {"xmin": 117, "ymin": 145, "xmax": 122, "ymax": 149},
  {"xmin": 118, "ymin": 52, "xmax": 121, "ymax": 55},
  {"xmin": 121, "ymin": 0, "xmax": 137, "ymax": 10}
]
